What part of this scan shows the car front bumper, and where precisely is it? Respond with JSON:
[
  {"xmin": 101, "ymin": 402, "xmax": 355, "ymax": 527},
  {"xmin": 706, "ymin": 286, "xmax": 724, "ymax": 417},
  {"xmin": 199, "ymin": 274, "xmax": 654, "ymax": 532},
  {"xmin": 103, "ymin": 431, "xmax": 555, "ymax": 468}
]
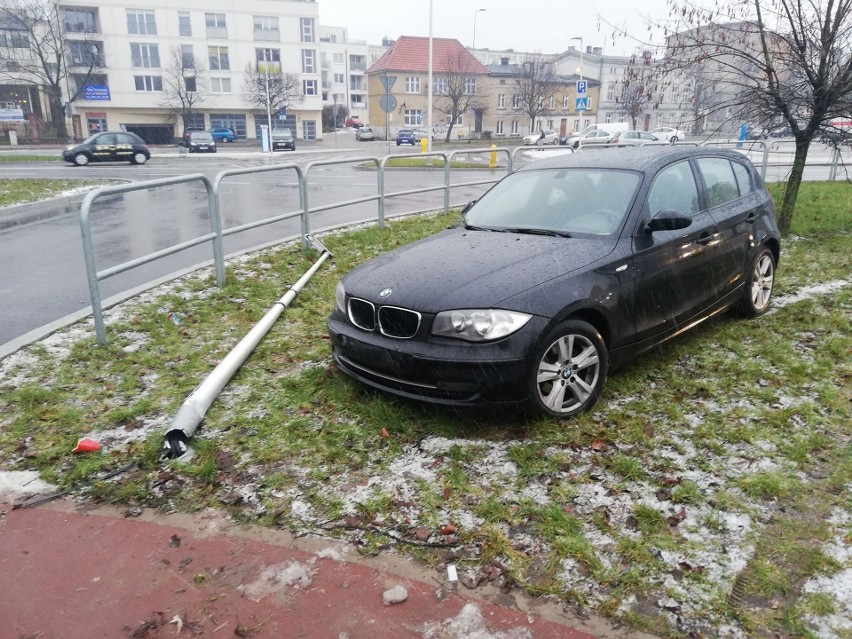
[{"xmin": 327, "ymin": 313, "xmax": 547, "ymax": 407}]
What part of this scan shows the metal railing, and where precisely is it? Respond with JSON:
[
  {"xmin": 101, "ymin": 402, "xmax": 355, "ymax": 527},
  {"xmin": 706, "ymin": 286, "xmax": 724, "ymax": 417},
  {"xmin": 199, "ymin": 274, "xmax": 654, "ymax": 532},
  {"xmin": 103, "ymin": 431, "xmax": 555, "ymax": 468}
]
[{"xmin": 80, "ymin": 147, "xmax": 516, "ymax": 344}]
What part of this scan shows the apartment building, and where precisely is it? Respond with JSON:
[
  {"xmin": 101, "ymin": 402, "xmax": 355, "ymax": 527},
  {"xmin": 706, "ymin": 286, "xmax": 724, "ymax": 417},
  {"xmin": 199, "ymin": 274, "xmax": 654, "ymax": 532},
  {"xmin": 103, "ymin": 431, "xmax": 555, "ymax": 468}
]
[
  {"xmin": 54, "ymin": 0, "xmax": 323, "ymax": 142},
  {"xmin": 317, "ymin": 25, "xmax": 372, "ymax": 124}
]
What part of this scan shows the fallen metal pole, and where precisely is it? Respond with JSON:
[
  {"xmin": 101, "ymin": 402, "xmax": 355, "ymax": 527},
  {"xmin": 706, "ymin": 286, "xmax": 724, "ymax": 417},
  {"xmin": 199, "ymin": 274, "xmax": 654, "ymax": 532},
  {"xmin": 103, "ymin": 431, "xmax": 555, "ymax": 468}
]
[{"xmin": 162, "ymin": 235, "xmax": 332, "ymax": 458}]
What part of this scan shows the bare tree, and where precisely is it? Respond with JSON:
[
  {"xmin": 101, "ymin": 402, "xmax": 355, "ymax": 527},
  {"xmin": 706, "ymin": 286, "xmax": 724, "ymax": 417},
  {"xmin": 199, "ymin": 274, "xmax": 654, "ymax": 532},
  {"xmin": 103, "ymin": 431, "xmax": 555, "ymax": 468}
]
[
  {"xmin": 161, "ymin": 46, "xmax": 210, "ymax": 135},
  {"xmin": 432, "ymin": 50, "xmax": 485, "ymax": 142},
  {"xmin": 514, "ymin": 58, "xmax": 561, "ymax": 133},
  {"xmin": 242, "ymin": 62, "xmax": 302, "ymax": 133},
  {"xmin": 617, "ymin": 53, "xmax": 658, "ymax": 128},
  {"xmin": 656, "ymin": 1, "xmax": 852, "ymax": 232},
  {"xmin": 0, "ymin": 0, "xmax": 102, "ymax": 139}
]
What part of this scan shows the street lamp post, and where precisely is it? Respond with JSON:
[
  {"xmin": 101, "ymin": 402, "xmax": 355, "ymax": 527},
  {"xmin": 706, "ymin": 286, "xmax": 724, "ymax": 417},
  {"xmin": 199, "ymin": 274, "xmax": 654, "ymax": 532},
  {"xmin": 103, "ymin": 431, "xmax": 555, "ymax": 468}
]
[
  {"xmin": 472, "ymin": 8, "xmax": 486, "ymax": 53},
  {"xmin": 571, "ymin": 36, "xmax": 583, "ymax": 83}
]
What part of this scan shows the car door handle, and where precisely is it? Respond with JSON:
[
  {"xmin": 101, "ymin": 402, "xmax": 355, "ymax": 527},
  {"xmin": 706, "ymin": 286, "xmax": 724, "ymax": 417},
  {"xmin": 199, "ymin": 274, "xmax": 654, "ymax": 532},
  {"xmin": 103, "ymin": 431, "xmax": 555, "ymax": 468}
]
[
  {"xmin": 696, "ymin": 232, "xmax": 713, "ymax": 245},
  {"xmin": 745, "ymin": 212, "xmax": 757, "ymax": 224}
]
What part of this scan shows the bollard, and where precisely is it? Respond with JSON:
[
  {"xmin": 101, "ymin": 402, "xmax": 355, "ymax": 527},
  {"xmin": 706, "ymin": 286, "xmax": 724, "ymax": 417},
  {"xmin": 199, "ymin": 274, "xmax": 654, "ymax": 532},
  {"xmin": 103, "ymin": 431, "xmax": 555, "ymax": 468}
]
[
  {"xmin": 420, "ymin": 137, "xmax": 428, "ymax": 154},
  {"xmin": 490, "ymin": 144, "xmax": 497, "ymax": 168}
]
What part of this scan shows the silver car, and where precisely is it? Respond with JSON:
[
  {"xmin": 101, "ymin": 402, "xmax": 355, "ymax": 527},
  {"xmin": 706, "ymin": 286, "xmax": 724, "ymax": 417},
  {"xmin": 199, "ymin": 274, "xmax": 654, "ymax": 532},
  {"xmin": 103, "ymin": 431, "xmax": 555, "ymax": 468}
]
[
  {"xmin": 355, "ymin": 126, "xmax": 375, "ymax": 141},
  {"xmin": 609, "ymin": 131, "xmax": 667, "ymax": 146}
]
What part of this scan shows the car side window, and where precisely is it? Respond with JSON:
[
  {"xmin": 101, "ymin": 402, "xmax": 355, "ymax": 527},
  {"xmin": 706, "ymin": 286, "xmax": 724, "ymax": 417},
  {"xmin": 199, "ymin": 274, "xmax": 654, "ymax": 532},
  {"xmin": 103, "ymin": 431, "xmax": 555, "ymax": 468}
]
[
  {"xmin": 96, "ymin": 134, "xmax": 117, "ymax": 145},
  {"xmin": 115, "ymin": 133, "xmax": 135, "ymax": 145},
  {"xmin": 731, "ymin": 161, "xmax": 753, "ymax": 196},
  {"xmin": 696, "ymin": 158, "xmax": 740, "ymax": 207},
  {"xmin": 646, "ymin": 161, "xmax": 699, "ymax": 216}
]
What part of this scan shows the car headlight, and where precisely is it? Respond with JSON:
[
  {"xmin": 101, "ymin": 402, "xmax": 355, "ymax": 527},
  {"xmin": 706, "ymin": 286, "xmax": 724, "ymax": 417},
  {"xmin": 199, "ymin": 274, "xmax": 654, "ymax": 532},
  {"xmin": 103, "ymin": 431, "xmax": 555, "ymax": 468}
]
[
  {"xmin": 432, "ymin": 309, "xmax": 531, "ymax": 342},
  {"xmin": 335, "ymin": 281, "xmax": 346, "ymax": 313}
]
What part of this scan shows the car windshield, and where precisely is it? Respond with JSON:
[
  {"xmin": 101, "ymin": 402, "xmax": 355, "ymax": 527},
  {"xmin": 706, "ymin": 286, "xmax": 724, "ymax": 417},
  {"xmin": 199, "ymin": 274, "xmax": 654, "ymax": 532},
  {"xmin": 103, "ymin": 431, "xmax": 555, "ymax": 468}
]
[{"xmin": 465, "ymin": 168, "xmax": 641, "ymax": 236}]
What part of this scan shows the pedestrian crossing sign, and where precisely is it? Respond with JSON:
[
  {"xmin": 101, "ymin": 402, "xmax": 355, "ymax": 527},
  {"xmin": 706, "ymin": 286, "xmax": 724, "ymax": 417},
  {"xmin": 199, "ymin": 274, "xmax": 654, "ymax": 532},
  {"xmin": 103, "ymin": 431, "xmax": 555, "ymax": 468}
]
[{"xmin": 575, "ymin": 97, "xmax": 589, "ymax": 111}]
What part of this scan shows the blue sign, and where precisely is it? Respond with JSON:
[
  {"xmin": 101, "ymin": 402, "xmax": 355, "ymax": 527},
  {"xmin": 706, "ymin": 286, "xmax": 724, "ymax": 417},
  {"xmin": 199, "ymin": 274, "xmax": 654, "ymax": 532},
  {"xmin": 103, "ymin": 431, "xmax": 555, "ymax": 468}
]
[
  {"xmin": 83, "ymin": 85, "xmax": 111, "ymax": 101},
  {"xmin": 279, "ymin": 108, "xmax": 287, "ymax": 116},
  {"xmin": 576, "ymin": 80, "xmax": 587, "ymax": 95},
  {"xmin": 417, "ymin": 112, "xmax": 423, "ymax": 124},
  {"xmin": 575, "ymin": 97, "xmax": 589, "ymax": 111}
]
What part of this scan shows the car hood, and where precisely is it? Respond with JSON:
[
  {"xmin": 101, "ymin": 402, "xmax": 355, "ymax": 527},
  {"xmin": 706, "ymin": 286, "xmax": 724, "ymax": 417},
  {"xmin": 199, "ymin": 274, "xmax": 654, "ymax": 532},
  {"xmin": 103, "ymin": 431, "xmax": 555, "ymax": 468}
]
[{"xmin": 342, "ymin": 228, "xmax": 614, "ymax": 313}]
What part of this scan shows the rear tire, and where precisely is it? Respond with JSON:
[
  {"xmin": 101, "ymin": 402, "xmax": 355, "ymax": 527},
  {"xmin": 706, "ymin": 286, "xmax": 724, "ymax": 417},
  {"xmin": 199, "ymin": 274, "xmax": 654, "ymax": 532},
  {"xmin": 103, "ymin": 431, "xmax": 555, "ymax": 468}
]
[
  {"xmin": 131, "ymin": 152, "xmax": 148, "ymax": 165},
  {"xmin": 736, "ymin": 247, "xmax": 775, "ymax": 317},
  {"xmin": 670, "ymin": 136, "xmax": 679, "ymax": 143},
  {"xmin": 528, "ymin": 320, "xmax": 608, "ymax": 418}
]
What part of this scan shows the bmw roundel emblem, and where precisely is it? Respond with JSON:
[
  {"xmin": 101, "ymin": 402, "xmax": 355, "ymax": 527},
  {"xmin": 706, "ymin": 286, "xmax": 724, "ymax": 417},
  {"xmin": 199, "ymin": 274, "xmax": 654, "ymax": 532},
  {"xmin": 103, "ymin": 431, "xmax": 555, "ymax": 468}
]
[{"xmin": 379, "ymin": 288, "xmax": 392, "ymax": 298}]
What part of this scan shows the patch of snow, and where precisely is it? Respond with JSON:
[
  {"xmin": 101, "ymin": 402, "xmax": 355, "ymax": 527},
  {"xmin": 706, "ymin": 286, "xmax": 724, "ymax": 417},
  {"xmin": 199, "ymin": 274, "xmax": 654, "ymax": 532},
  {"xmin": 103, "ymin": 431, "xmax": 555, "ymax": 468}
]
[
  {"xmin": 0, "ymin": 471, "xmax": 58, "ymax": 503},
  {"xmin": 802, "ymin": 508, "xmax": 852, "ymax": 639},
  {"xmin": 769, "ymin": 280, "xmax": 847, "ymax": 313},
  {"xmin": 420, "ymin": 603, "xmax": 533, "ymax": 639},
  {"xmin": 240, "ymin": 560, "xmax": 315, "ymax": 601},
  {"xmin": 315, "ymin": 546, "xmax": 347, "ymax": 562}
]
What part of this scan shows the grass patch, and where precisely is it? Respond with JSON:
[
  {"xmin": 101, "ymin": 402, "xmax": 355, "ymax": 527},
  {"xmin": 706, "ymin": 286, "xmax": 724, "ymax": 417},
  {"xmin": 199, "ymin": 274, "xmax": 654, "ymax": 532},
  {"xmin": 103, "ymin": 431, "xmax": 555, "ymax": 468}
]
[
  {"xmin": 0, "ymin": 181, "xmax": 849, "ymax": 637},
  {"xmin": 0, "ymin": 178, "xmax": 113, "ymax": 207},
  {"xmin": 0, "ymin": 154, "xmax": 59, "ymax": 163}
]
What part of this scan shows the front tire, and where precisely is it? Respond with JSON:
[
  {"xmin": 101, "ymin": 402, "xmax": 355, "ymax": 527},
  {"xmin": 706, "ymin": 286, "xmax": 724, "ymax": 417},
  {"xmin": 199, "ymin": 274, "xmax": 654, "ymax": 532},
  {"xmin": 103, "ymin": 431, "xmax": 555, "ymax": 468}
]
[
  {"xmin": 131, "ymin": 152, "xmax": 148, "ymax": 165},
  {"xmin": 737, "ymin": 247, "xmax": 775, "ymax": 317},
  {"xmin": 73, "ymin": 153, "xmax": 90, "ymax": 166},
  {"xmin": 670, "ymin": 136, "xmax": 679, "ymax": 143},
  {"xmin": 528, "ymin": 320, "xmax": 608, "ymax": 418}
]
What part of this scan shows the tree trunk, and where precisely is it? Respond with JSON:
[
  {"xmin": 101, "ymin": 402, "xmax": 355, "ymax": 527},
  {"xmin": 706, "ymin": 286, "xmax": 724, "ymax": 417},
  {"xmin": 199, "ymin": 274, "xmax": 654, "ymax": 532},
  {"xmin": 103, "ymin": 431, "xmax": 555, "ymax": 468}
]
[
  {"xmin": 776, "ymin": 137, "xmax": 810, "ymax": 235},
  {"xmin": 47, "ymin": 90, "xmax": 68, "ymax": 140},
  {"xmin": 445, "ymin": 123, "xmax": 454, "ymax": 143}
]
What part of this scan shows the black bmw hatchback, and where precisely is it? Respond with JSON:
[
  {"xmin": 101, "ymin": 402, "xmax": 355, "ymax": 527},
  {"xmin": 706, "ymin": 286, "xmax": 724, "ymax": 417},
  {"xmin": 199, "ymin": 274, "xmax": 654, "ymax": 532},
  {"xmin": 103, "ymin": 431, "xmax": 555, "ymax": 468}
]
[
  {"xmin": 328, "ymin": 146, "xmax": 781, "ymax": 417},
  {"xmin": 62, "ymin": 131, "xmax": 150, "ymax": 166}
]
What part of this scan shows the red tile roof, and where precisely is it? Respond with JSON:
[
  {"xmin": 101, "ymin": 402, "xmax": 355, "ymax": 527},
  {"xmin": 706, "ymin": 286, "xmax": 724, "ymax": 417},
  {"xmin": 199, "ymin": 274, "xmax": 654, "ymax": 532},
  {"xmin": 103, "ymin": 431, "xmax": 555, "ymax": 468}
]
[{"xmin": 368, "ymin": 36, "xmax": 490, "ymax": 75}]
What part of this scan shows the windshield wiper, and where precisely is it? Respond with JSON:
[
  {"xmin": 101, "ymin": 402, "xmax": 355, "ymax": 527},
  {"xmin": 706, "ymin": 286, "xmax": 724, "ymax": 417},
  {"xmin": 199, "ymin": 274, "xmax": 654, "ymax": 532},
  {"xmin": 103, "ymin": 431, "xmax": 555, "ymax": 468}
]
[
  {"xmin": 463, "ymin": 223, "xmax": 503, "ymax": 232},
  {"xmin": 503, "ymin": 227, "xmax": 572, "ymax": 238}
]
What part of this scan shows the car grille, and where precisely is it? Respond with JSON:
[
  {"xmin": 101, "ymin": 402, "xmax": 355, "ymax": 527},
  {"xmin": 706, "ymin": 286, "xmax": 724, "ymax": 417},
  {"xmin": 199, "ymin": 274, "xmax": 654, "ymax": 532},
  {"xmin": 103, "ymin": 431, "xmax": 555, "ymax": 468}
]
[{"xmin": 347, "ymin": 297, "xmax": 421, "ymax": 339}]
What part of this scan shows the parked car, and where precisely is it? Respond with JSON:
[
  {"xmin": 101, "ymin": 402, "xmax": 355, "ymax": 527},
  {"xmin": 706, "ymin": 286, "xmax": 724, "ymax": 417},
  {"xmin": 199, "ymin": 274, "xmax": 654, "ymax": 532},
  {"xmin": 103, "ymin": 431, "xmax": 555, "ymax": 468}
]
[
  {"xmin": 562, "ymin": 123, "xmax": 629, "ymax": 147},
  {"xmin": 328, "ymin": 146, "xmax": 780, "ymax": 418},
  {"xmin": 396, "ymin": 129, "xmax": 416, "ymax": 146},
  {"xmin": 209, "ymin": 127, "xmax": 236, "ymax": 143},
  {"xmin": 572, "ymin": 130, "xmax": 615, "ymax": 147},
  {"xmin": 271, "ymin": 128, "xmax": 296, "ymax": 151},
  {"xmin": 652, "ymin": 126, "xmax": 687, "ymax": 143},
  {"xmin": 63, "ymin": 131, "xmax": 150, "ymax": 166},
  {"xmin": 355, "ymin": 126, "xmax": 375, "ymax": 141},
  {"xmin": 609, "ymin": 131, "xmax": 666, "ymax": 146},
  {"xmin": 413, "ymin": 129, "xmax": 432, "ymax": 142},
  {"xmin": 187, "ymin": 130, "xmax": 217, "ymax": 153},
  {"xmin": 345, "ymin": 117, "xmax": 364, "ymax": 128},
  {"xmin": 523, "ymin": 130, "xmax": 559, "ymax": 145}
]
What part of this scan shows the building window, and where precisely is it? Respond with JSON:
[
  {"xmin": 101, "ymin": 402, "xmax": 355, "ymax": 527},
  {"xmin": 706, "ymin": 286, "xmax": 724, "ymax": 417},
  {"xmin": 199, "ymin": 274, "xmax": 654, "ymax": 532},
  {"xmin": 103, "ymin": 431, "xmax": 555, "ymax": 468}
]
[
  {"xmin": 210, "ymin": 77, "xmax": 231, "ymax": 93},
  {"xmin": 301, "ymin": 49, "xmax": 315, "ymax": 73},
  {"xmin": 300, "ymin": 17, "xmax": 315, "ymax": 43},
  {"xmin": 63, "ymin": 8, "xmax": 98, "ymax": 33},
  {"xmin": 446, "ymin": 114, "xmax": 462, "ymax": 125},
  {"xmin": 256, "ymin": 47, "xmax": 281, "ymax": 65},
  {"xmin": 511, "ymin": 120, "xmax": 518, "ymax": 134},
  {"xmin": 404, "ymin": 109, "xmax": 422, "ymax": 126},
  {"xmin": 405, "ymin": 76, "xmax": 420, "ymax": 93},
  {"xmin": 0, "ymin": 29, "xmax": 29, "ymax": 48},
  {"xmin": 303, "ymin": 79, "xmax": 317, "ymax": 95},
  {"xmin": 208, "ymin": 46, "xmax": 229, "ymax": 71},
  {"xmin": 333, "ymin": 52, "xmax": 344, "ymax": 64},
  {"xmin": 548, "ymin": 96, "xmax": 555, "ymax": 109},
  {"xmin": 605, "ymin": 112, "xmax": 612, "ymax": 124},
  {"xmin": 185, "ymin": 76, "xmax": 197, "ymax": 92},
  {"xmin": 351, "ymin": 94, "xmax": 364, "ymax": 107},
  {"xmin": 134, "ymin": 75, "xmax": 162, "ymax": 91},
  {"xmin": 68, "ymin": 42, "xmax": 102, "ymax": 66},
  {"xmin": 205, "ymin": 13, "xmax": 227, "ymax": 38},
  {"xmin": 253, "ymin": 15, "xmax": 279, "ymax": 41},
  {"xmin": 497, "ymin": 93, "xmax": 505, "ymax": 109},
  {"xmin": 463, "ymin": 78, "xmax": 476, "ymax": 94},
  {"xmin": 333, "ymin": 73, "xmax": 344, "ymax": 84},
  {"xmin": 496, "ymin": 120, "xmax": 504, "ymax": 134},
  {"xmin": 178, "ymin": 12, "xmax": 191, "ymax": 37},
  {"xmin": 547, "ymin": 120, "xmax": 553, "ymax": 129},
  {"xmin": 130, "ymin": 43, "xmax": 160, "ymax": 68},
  {"xmin": 512, "ymin": 94, "xmax": 520, "ymax": 109},
  {"xmin": 607, "ymin": 82, "xmax": 615, "ymax": 101},
  {"xmin": 563, "ymin": 95, "xmax": 569, "ymax": 109},
  {"xmin": 180, "ymin": 45, "xmax": 194, "ymax": 68},
  {"xmin": 433, "ymin": 77, "xmax": 447, "ymax": 95},
  {"xmin": 127, "ymin": 10, "xmax": 156, "ymax": 35}
]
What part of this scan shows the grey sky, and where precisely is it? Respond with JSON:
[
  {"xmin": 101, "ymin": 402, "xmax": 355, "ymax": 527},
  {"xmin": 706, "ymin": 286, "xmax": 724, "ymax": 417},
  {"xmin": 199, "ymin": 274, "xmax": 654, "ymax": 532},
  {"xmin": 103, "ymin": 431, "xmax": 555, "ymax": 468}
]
[{"xmin": 317, "ymin": 0, "xmax": 674, "ymax": 56}]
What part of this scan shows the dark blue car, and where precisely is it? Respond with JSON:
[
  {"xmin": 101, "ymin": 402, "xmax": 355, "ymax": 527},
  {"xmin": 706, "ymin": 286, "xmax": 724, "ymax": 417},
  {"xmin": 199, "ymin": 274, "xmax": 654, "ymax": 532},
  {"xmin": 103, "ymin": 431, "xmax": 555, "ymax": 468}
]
[
  {"xmin": 209, "ymin": 127, "xmax": 237, "ymax": 143},
  {"xmin": 396, "ymin": 129, "xmax": 416, "ymax": 146}
]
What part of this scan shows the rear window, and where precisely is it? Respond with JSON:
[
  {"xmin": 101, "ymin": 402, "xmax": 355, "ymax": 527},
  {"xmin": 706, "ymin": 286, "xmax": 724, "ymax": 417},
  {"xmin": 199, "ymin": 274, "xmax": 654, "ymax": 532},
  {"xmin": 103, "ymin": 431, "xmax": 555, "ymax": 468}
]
[{"xmin": 190, "ymin": 132, "xmax": 213, "ymax": 141}]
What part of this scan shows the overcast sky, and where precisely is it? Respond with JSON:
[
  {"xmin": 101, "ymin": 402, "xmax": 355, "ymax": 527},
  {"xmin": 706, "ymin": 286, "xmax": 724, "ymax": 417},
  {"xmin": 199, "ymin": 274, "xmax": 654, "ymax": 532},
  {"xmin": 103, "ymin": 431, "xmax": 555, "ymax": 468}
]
[{"xmin": 317, "ymin": 0, "xmax": 674, "ymax": 56}]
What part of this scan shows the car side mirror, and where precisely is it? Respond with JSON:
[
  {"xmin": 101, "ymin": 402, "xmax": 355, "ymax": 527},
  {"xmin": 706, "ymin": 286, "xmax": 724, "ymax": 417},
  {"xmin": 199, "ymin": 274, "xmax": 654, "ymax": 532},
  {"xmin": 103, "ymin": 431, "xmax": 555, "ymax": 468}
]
[
  {"xmin": 647, "ymin": 209, "xmax": 692, "ymax": 232},
  {"xmin": 460, "ymin": 199, "xmax": 477, "ymax": 214}
]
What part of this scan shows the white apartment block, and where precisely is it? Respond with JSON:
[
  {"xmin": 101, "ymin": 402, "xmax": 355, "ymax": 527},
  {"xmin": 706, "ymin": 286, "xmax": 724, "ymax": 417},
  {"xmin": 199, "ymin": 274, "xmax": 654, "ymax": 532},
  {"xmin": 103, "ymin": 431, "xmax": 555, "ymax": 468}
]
[
  {"xmin": 56, "ymin": 0, "xmax": 323, "ymax": 142},
  {"xmin": 317, "ymin": 25, "xmax": 372, "ymax": 123}
]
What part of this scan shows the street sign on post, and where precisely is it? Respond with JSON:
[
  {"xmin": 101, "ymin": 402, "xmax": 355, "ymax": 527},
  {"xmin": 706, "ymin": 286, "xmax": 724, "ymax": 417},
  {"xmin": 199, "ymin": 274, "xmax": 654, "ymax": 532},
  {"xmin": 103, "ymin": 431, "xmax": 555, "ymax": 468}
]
[
  {"xmin": 576, "ymin": 80, "xmax": 587, "ymax": 95},
  {"xmin": 575, "ymin": 97, "xmax": 589, "ymax": 111}
]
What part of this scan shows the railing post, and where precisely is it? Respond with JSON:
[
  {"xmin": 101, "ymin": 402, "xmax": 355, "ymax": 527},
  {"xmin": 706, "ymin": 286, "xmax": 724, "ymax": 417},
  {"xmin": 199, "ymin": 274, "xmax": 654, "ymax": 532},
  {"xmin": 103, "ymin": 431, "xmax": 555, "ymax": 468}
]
[
  {"xmin": 204, "ymin": 176, "xmax": 225, "ymax": 287},
  {"xmin": 296, "ymin": 165, "xmax": 309, "ymax": 248},
  {"xmin": 378, "ymin": 158, "xmax": 386, "ymax": 228},
  {"xmin": 443, "ymin": 152, "xmax": 451, "ymax": 213},
  {"xmin": 79, "ymin": 191, "xmax": 106, "ymax": 345},
  {"xmin": 760, "ymin": 140, "xmax": 769, "ymax": 182}
]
